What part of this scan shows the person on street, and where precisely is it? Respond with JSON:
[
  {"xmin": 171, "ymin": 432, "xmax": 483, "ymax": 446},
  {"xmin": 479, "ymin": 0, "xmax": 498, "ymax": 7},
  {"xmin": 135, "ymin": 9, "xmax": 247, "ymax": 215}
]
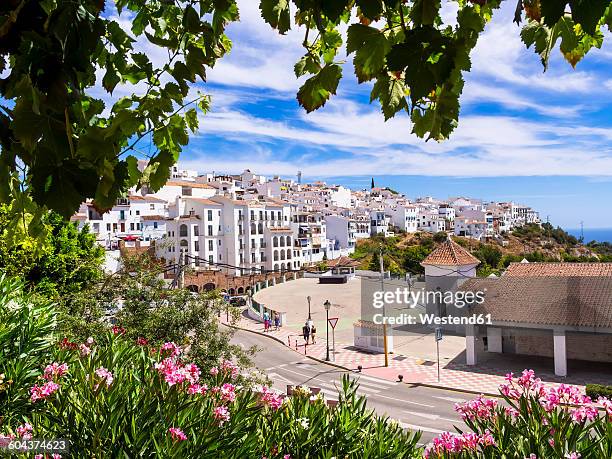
[
  {"xmin": 263, "ymin": 310, "xmax": 270, "ymax": 332},
  {"xmin": 302, "ymin": 322, "xmax": 310, "ymax": 345},
  {"xmin": 273, "ymin": 312, "xmax": 280, "ymax": 330},
  {"xmin": 311, "ymin": 324, "xmax": 317, "ymax": 344}
]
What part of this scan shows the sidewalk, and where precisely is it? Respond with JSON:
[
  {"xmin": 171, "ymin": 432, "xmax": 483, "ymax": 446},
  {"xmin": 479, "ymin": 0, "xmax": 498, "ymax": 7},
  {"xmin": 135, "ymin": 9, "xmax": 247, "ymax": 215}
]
[{"xmin": 223, "ymin": 313, "xmax": 606, "ymax": 395}]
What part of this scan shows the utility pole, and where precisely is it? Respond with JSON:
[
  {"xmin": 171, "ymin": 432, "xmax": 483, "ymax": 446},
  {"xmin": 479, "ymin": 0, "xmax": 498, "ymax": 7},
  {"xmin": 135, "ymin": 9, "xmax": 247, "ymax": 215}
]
[
  {"xmin": 379, "ymin": 244, "xmax": 389, "ymax": 367},
  {"xmin": 178, "ymin": 251, "xmax": 185, "ymax": 289}
]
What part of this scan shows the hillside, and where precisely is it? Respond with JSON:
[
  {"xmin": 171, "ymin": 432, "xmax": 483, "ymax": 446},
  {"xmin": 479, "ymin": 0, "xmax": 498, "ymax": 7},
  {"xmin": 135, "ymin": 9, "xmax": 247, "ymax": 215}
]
[{"xmin": 350, "ymin": 223, "xmax": 611, "ymax": 277}]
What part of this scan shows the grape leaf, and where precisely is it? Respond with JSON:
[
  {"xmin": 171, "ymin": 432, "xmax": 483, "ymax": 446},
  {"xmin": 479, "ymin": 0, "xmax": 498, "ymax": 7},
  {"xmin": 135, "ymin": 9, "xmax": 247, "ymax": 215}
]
[
  {"xmin": 297, "ymin": 64, "xmax": 342, "ymax": 112},
  {"xmin": 259, "ymin": 0, "xmax": 291, "ymax": 34}
]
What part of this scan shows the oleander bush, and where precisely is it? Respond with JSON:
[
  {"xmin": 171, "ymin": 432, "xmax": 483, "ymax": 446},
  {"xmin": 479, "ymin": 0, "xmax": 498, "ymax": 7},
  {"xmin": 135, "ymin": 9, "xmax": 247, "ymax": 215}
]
[{"xmin": 2, "ymin": 276, "xmax": 611, "ymax": 458}]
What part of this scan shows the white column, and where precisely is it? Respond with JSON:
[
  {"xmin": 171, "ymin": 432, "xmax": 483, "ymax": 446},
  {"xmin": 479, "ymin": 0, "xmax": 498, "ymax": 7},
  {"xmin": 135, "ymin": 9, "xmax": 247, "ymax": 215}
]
[
  {"xmin": 466, "ymin": 325, "xmax": 477, "ymax": 366},
  {"xmin": 553, "ymin": 330, "xmax": 567, "ymax": 377},
  {"xmin": 487, "ymin": 327, "xmax": 502, "ymax": 353}
]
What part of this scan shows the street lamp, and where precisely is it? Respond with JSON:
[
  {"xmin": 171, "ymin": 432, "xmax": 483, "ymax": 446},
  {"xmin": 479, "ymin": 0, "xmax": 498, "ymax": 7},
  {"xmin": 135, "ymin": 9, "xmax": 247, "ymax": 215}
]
[
  {"xmin": 307, "ymin": 295, "xmax": 312, "ymax": 320},
  {"xmin": 324, "ymin": 300, "xmax": 331, "ymax": 361}
]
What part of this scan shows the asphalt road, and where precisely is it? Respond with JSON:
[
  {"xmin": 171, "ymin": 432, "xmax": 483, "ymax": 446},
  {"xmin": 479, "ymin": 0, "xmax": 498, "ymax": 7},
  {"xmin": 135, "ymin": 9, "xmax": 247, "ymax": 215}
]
[{"xmin": 230, "ymin": 328, "xmax": 473, "ymax": 444}]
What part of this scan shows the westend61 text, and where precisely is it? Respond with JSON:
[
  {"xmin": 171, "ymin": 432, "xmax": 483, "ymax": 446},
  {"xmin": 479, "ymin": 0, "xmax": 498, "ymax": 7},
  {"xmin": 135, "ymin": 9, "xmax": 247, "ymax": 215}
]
[{"xmin": 372, "ymin": 313, "xmax": 493, "ymax": 326}]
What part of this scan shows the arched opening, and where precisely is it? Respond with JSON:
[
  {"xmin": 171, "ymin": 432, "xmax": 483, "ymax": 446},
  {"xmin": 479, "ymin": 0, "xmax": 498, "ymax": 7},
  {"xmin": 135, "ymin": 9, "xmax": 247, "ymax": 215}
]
[
  {"xmin": 280, "ymin": 237, "xmax": 285, "ymax": 247},
  {"xmin": 179, "ymin": 224, "xmax": 188, "ymax": 237},
  {"xmin": 237, "ymin": 286, "xmax": 244, "ymax": 294},
  {"xmin": 286, "ymin": 249, "xmax": 291, "ymax": 259},
  {"xmin": 280, "ymin": 251, "xmax": 285, "ymax": 260},
  {"xmin": 280, "ymin": 263, "xmax": 286, "ymax": 272},
  {"xmin": 186, "ymin": 285, "xmax": 199, "ymax": 293},
  {"xmin": 228, "ymin": 288, "xmax": 236, "ymax": 295},
  {"xmin": 202, "ymin": 282, "xmax": 216, "ymax": 292},
  {"xmin": 273, "ymin": 236, "xmax": 278, "ymax": 247},
  {"xmin": 273, "ymin": 251, "xmax": 279, "ymax": 261},
  {"xmin": 285, "ymin": 236, "xmax": 291, "ymax": 246}
]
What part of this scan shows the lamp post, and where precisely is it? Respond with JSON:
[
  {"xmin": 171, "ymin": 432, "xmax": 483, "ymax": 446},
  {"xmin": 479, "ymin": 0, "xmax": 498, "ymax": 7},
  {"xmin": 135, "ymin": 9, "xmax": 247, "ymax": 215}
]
[
  {"xmin": 324, "ymin": 300, "xmax": 331, "ymax": 361},
  {"xmin": 307, "ymin": 295, "xmax": 312, "ymax": 320}
]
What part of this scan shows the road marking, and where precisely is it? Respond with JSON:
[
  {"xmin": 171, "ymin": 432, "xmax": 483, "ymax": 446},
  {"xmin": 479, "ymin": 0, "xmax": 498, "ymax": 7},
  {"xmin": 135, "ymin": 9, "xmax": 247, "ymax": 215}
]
[
  {"xmin": 328, "ymin": 379, "xmax": 381, "ymax": 394},
  {"xmin": 373, "ymin": 393, "xmax": 435, "ymax": 408},
  {"xmin": 403, "ymin": 410, "xmax": 459, "ymax": 424},
  {"xmin": 267, "ymin": 372, "xmax": 292, "ymax": 383},
  {"xmin": 433, "ymin": 395, "xmax": 468, "ymax": 404},
  {"xmin": 349, "ymin": 373, "xmax": 398, "ymax": 386},
  {"xmin": 398, "ymin": 422, "xmax": 446, "ymax": 435},
  {"xmin": 264, "ymin": 363, "xmax": 288, "ymax": 371}
]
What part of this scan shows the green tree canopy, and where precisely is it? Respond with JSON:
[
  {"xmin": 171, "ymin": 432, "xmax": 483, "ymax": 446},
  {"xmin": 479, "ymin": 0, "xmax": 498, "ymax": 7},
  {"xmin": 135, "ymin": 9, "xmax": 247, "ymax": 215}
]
[
  {"xmin": 0, "ymin": 206, "xmax": 104, "ymax": 296},
  {"xmin": 1, "ymin": 0, "xmax": 610, "ymax": 237}
]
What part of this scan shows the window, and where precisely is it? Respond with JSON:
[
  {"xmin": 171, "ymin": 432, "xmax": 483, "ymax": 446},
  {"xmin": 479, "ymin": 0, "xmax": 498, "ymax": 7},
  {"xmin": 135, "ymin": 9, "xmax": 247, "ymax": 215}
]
[
  {"xmin": 251, "ymin": 253, "xmax": 255, "ymax": 263},
  {"xmin": 218, "ymin": 240, "xmax": 221, "ymax": 246},
  {"xmin": 208, "ymin": 240, "xmax": 213, "ymax": 251},
  {"xmin": 259, "ymin": 210, "xmax": 263, "ymax": 220},
  {"xmin": 194, "ymin": 226, "xmax": 199, "ymax": 236},
  {"xmin": 150, "ymin": 204, "xmax": 155, "ymax": 210},
  {"xmin": 240, "ymin": 253, "xmax": 244, "ymax": 263},
  {"xmin": 179, "ymin": 224, "xmax": 188, "ymax": 237},
  {"xmin": 180, "ymin": 239, "xmax": 188, "ymax": 249},
  {"xmin": 250, "ymin": 210, "xmax": 255, "ymax": 220},
  {"xmin": 208, "ymin": 225, "xmax": 213, "ymax": 236},
  {"xmin": 207, "ymin": 210, "xmax": 213, "ymax": 221},
  {"xmin": 153, "ymin": 222, "xmax": 158, "ymax": 229},
  {"xmin": 273, "ymin": 236, "xmax": 278, "ymax": 247},
  {"xmin": 107, "ymin": 223, "xmax": 111, "ymax": 231},
  {"xmin": 136, "ymin": 223, "xmax": 141, "ymax": 230},
  {"xmin": 181, "ymin": 186, "xmax": 192, "ymax": 196},
  {"xmin": 209, "ymin": 255, "xmax": 213, "ymax": 264},
  {"xmin": 119, "ymin": 210, "xmax": 125, "ymax": 220},
  {"xmin": 251, "ymin": 239, "xmax": 255, "ymax": 248},
  {"xmin": 136, "ymin": 210, "xmax": 140, "ymax": 216},
  {"xmin": 193, "ymin": 241, "xmax": 198, "ymax": 251}
]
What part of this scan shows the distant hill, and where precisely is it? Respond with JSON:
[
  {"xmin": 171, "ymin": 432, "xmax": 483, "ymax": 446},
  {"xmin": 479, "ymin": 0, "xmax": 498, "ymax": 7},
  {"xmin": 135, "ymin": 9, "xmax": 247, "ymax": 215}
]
[{"xmin": 350, "ymin": 223, "xmax": 611, "ymax": 278}]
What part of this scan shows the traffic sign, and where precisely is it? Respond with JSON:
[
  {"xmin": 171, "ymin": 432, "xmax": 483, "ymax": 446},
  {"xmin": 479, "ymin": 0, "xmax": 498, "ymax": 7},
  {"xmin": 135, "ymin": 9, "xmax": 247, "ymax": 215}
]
[
  {"xmin": 435, "ymin": 327, "xmax": 443, "ymax": 341},
  {"xmin": 328, "ymin": 317, "xmax": 339, "ymax": 329}
]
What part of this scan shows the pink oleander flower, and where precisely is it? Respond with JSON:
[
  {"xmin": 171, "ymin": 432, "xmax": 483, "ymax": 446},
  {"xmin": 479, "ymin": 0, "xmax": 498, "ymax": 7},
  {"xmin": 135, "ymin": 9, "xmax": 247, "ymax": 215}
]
[
  {"xmin": 209, "ymin": 366, "xmax": 219, "ymax": 376},
  {"xmin": 52, "ymin": 454, "xmax": 62, "ymax": 459},
  {"xmin": 168, "ymin": 427, "xmax": 187, "ymax": 442},
  {"xmin": 161, "ymin": 342, "xmax": 181, "ymax": 356},
  {"xmin": 16, "ymin": 423, "xmax": 32, "ymax": 440},
  {"xmin": 112, "ymin": 326, "xmax": 126, "ymax": 335},
  {"xmin": 44, "ymin": 362, "xmax": 68, "ymax": 381},
  {"xmin": 213, "ymin": 405, "xmax": 230, "ymax": 424},
  {"xmin": 79, "ymin": 343, "xmax": 91, "ymax": 356},
  {"xmin": 155, "ymin": 358, "xmax": 200, "ymax": 387},
  {"xmin": 86, "ymin": 337, "xmax": 94, "ymax": 345},
  {"xmin": 221, "ymin": 360, "xmax": 239, "ymax": 379},
  {"xmin": 34, "ymin": 455, "xmax": 43, "ymax": 459},
  {"xmin": 187, "ymin": 383, "xmax": 208, "ymax": 395},
  {"xmin": 504, "ymin": 372, "xmax": 514, "ymax": 382},
  {"xmin": 504, "ymin": 406, "xmax": 519, "ymax": 418},
  {"xmin": 283, "ymin": 455, "xmax": 291, "ymax": 459},
  {"xmin": 526, "ymin": 455, "xmax": 537, "ymax": 459},
  {"xmin": 565, "ymin": 453, "xmax": 581, "ymax": 459},
  {"xmin": 570, "ymin": 404, "xmax": 599, "ymax": 423},
  {"xmin": 95, "ymin": 367, "xmax": 114, "ymax": 387},
  {"xmin": 261, "ymin": 386, "xmax": 284, "ymax": 411},
  {"xmin": 220, "ymin": 383, "xmax": 236, "ymax": 403},
  {"xmin": 30, "ymin": 381, "xmax": 60, "ymax": 402},
  {"xmin": 597, "ymin": 397, "xmax": 612, "ymax": 417},
  {"xmin": 137, "ymin": 337, "xmax": 148, "ymax": 346},
  {"xmin": 184, "ymin": 363, "xmax": 201, "ymax": 384},
  {"xmin": 58, "ymin": 338, "xmax": 77, "ymax": 350},
  {"xmin": 454, "ymin": 395, "xmax": 498, "ymax": 421}
]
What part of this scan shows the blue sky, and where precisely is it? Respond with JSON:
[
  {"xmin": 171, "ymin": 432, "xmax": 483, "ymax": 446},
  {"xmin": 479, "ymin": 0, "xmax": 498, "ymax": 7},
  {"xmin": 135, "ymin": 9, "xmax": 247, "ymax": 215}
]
[
  {"xmin": 16, "ymin": 1, "xmax": 609, "ymax": 229},
  {"xmin": 170, "ymin": 1, "xmax": 612, "ymax": 229}
]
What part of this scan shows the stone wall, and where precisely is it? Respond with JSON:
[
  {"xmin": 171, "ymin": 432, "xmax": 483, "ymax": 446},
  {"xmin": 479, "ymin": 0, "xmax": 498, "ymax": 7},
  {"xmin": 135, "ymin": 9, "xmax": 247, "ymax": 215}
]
[{"xmin": 514, "ymin": 331, "xmax": 612, "ymax": 363}]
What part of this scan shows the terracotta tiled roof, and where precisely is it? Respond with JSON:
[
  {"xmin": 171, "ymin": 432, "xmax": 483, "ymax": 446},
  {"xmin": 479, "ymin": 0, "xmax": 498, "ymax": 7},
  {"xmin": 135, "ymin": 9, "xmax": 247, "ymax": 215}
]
[
  {"xmin": 268, "ymin": 226, "xmax": 292, "ymax": 232},
  {"xmin": 327, "ymin": 256, "xmax": 361, "ymax": 268},
  {"xmin": 504, "ymin": 262, "xmax": 612, "ymax": 277},
  {"xmin": 184, "ymin": 197, "xmax": 223, "ymax": 206},
  {"xmin": 420, "ymin": 238, "xmax": 480, "ymax": 267},
  {"xmin": 70, "ymin": 213, "xmax": 87, "ymax": 221},
  {"xmin": 461, "ymin": 276, "xmax": 612, "ymax": 329},
  {"xmin": 165, "ymin": 180, "xmax": 213, "ymax": 189},
  {"xmin": 140, "ymin": 215, "xmax": 166, "ymax": 221}
]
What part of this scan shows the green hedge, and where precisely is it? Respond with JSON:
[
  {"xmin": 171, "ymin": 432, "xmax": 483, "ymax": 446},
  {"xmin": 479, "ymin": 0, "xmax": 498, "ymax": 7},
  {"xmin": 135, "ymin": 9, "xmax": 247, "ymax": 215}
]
[{"xmin": 586, "ymin": 384, "xmax": 612, "ymax": 399}]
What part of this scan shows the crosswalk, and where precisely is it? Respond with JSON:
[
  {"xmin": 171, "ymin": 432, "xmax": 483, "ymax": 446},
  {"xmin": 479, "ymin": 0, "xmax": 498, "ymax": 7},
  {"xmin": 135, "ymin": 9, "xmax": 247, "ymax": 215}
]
[{"xmin": 264, "ymin": 360, "xmax": 398, "ymax": 401}]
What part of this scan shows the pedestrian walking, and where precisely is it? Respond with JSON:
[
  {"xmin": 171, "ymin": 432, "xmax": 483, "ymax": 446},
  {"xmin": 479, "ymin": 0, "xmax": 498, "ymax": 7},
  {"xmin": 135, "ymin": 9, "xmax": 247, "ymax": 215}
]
[
  {"xmin": 302, "ymin": 322, "xmax": 310, "ymax": 345},
  {"xmin": 273, "ymin": 312, "xmax": 280, "ymax": 330},
  {"xmin": 263, "ymin": 311, "xmax": 270, "ymax": 332},
  {"xmin": 311, "ymin": 324, "xmax": 317, "ymax": 344}
]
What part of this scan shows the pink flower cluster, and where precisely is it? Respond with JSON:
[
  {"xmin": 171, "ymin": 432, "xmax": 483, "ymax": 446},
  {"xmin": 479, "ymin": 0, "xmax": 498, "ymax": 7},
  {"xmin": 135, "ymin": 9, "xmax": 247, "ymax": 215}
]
[
  {"xmin": 94, "ymin": 367, "xmax": 114, "ymax": 388},
  {"xmin": 424, "ymin": 431, "xmax": 495, "ymax": 458},
  {"xmin": 16, "ymin": 423, "xmax": 32, "ymax": 440},
  {"xmin": 220, "ymin": 359, "xmax": 239, "ymax": 379},
  {"xmin": 161, "ymin": 342, "xmax": 182, "ymax": 357},
  {"xmin": 260, "ymin": 386, "xmax": 284, "ymax": 411},
  {"xmin": 168, "ymin": 427, "xmax": 187, "ymax": 442},
  {"xmin": 34, "ymin": 454, "xmax": 61, "ymax": 459},
  {"xmin": 454, "ymin": 395, "xmax": 498, "ymax": 421},
  {"xmin": 187, "ymin": 383, "xmax": 208, "ymax": 395},
  {"xmin": 219, "ymin": 383, "xmax": 236, "ymax": 403},
  {"xmin": 112, "ymin": 326, "xmax": 126, "ymax": 335},
  {"xmin": 155, "ymin": 357, "xmax": 200, "ymax": 387},
  {"xmin": 30, "ymin": 381, "xmax": 60, "ymax": 403},
  {"xmin": 43, "ymin": 362, "xmax": 68, "ymax": 381},
  {"xmin": 213, "ymin": 405, "xmax": 230, "ymax": 424}
]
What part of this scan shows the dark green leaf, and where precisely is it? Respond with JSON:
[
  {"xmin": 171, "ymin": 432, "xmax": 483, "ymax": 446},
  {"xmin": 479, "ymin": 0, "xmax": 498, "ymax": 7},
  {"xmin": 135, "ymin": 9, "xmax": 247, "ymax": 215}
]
[
  {"xmin": 569, "ymin": 0, "xmax": 609, "ymax": 35},
  {"xmin": 540, "ymin": 0, "xmax": 568, "ymax": 27},
  {"xmin": 296, "ymin": 64, "xmax": 342, "ymax": 112},
  {"xmin": 259, "ymin": 0, "xmax": 291, "ymax": 34},
  {"xmin": 410, "ymin": 0, "xmax": 441, "ymax": 26}
]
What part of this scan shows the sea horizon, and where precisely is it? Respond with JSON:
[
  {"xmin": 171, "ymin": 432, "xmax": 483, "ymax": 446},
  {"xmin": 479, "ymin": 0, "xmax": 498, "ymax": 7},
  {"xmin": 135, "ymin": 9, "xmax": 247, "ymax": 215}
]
[{"xmin": 565, "ymin": 228, "xmax": 612, "ymax": 244}]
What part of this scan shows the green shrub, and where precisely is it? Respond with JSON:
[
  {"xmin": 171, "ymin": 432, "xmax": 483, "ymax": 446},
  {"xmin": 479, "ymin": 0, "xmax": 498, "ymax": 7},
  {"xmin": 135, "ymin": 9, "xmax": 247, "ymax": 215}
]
[{"xmin": 586, "ymin": 384, "xmax": 612, "ymax": 400}]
